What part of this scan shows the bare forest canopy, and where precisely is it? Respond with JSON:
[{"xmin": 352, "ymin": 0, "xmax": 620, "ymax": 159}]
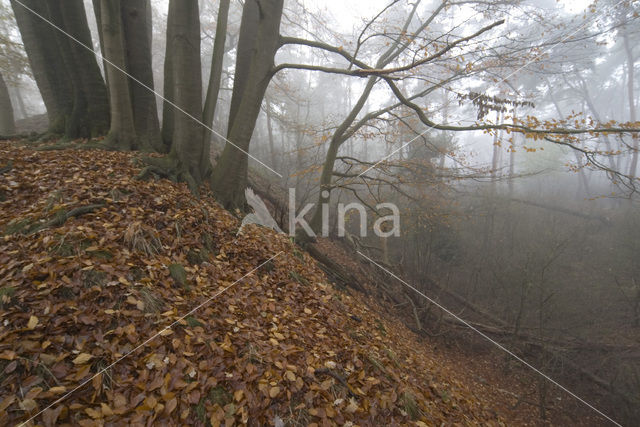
[{"xmin": 1, "ymin": 0, "xmax": 640, "ymax": 425}]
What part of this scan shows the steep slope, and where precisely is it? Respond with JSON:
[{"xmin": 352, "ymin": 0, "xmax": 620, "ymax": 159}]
[{"xmin": 0, "ymin": 140, "xmax": 507, "ymax": 425}]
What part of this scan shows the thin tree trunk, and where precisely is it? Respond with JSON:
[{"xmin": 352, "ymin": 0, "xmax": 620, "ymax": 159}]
[
  {"xmin": 546, "ymin": 82, "xmax": 590, "ymax": 195},
  {"xmin": 225, "ymin": 0, "xmax": 259, "ymax": 135},
  {"xmin": 92, "ymin": 0, "xmax": 109, "ymax": 89},
  {"xmin": 160, "ymin": 3, "xmax": 176, "ymax": 151},
  {"xmin": 100, "ymin": 0, "xmax": 136, "ymax": 149},
  {"xmin": 122, "ymin": 0, "xmax": 162, "ymax": 151},
  {"xmin": 509, "ymin": 130, "xmax": 516, "ymax": 195},
  {"xmin": 309, "ymin": 77, "xmax": 378, "ymax": 233},
  {"xmin": 307, "ymin": 1, "xmax": 429, "ymax": 236},
  {"xmin": 573, "ymin": 74, "xmax": 618, "ymax": 171},
  {"xmin": 211, "ymin": 0, "xmax": 284, "ymax": 209},
  {"xmin": 624, "ymin": 30, "xmax": 638, "ymax": 178},
  {"xmin": 265, "ymin": 97, "xmax": 277, "ymax": 171},
  {"xmin": 12, "ymin": 86, "xmax": 28, "ymax": 119},
  {"xmin": 491, "ymin": 110, "xmax": 501, "ymax": 182},
  {"xmin": 202, "ymin": 0, "xmax": 230, "ymax": 158},
  {"xmin": 0, "ymin": 72, "xmax": 15, "ymax": 135}
]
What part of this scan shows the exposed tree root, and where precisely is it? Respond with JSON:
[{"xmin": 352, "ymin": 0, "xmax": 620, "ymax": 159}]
[
  {"xmin": 35, "ymin": 131, "xmax": 62, "ymax": 143},
  {"xmin": 0, "ymin": 133, "xmax": 35, "ymax": 141},
  {"xmin": 3, "ymin": 203, "xmax": 106, "ymax": 236},
  {"xmin": 0, "ymin": 161, "xmax": 12, "ymax": 175},
  {"xmin": 314, "ymin": 368, "xmax": 357, "ymax": 398},
  {"xmin": 27, "ymin": 203, "xmax": 105, "ymax": 234},
  {"xmin": 35, "ymin": 139, "xmax": 110, "ymax": 152},
  {"xmin": 136, "ymin": 155, "xmax": 199, "ymax": 195}
]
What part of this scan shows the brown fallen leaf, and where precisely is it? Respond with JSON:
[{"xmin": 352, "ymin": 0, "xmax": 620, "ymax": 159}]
[
  {"xmin": 27, "ymin": 315, "xmax": 39, "ymax": 330},
  {"xmin": 165, "ymin": 397, "xmax": 177, "ymax": 415},
  {"xmin": 72, "ymin": 353, "xmax": 93, "ymax": 365},
  {"xmin": 269, "ymin": 386, "xmax": 280, "ymax": 398}
]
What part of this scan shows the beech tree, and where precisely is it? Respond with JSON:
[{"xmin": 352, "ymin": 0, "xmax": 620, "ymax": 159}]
[
  {"xmin": 270, "ymin": 0, "xmax": 640, "ymax": 236},
  {"xmin": 0, "ymin": 1, "xmax": 29, "ymax": 131},
  {"xmin": 97, "ymin": 0, "xmax": 136, "ymax": 150},
  {"xmin": 93, "ymin": 0, "xmax": 161, "ymax": 151},
  {"xmin": 167, "ymin": 0, "xmax": 206, "ymax": 187},
  {"xmin": 136, "ymin": 0, "xmax": 207, "ymax": 194},
  {"xmin": 210, "ymin": 0, "xmax": 284, "ymax": 208},
  {"xmin": 0, "ymin": 72, "xmax": 14, "ymax": 135},
  {"xmin": 10, "ymin": 0, "xmax": 109, "ymax": 138},
  {"xmin": 202, "ymin": 0, "xmax": 230, "ymax": 149}
]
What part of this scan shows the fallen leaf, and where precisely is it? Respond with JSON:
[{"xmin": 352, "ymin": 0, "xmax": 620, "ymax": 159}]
[
  {"xmin": 269, "ymin": 386, "xmax": 280, "ymax": 398},
  {"xmin": 72, "ymin": 353, "xmax": 93, "ymax": 365},
  {"xmin": 27, "ymin": 315, "xmax": 39, "ymax": 330}
]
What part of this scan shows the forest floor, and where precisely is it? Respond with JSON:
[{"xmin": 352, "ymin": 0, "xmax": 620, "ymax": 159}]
[{"xmin": 0, "ymin": 139, "xmax": 609, "ymax": 426}]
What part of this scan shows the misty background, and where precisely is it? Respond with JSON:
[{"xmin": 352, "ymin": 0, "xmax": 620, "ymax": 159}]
[{"xmin": 1, "ymin": 0, "xmax": 639, "ymax": 422}]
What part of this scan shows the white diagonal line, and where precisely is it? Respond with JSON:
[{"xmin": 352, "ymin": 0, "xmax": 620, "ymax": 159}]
[
  {"xmin": 18, "ymin": 252, "xmax": 284, "ymax": 426},
  {"xmin": 357, "ymin": 251, "xmax": 622, "ymax": 427},
  {"xmin": 358, "ymin": 123, "xmax": 436, "ymax": 176},
  {"xmin": 12, "ymin": 0, "xmax": 282, "ymax": 178},
  {"xmin": 359, "ymin": 0, "xmax": 628, "ymax": 178}
]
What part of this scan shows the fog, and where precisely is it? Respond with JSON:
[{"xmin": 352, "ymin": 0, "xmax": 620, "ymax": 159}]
[{"xmin": 1, "ymin": 0, "xmax": 638, "ymax": 423}]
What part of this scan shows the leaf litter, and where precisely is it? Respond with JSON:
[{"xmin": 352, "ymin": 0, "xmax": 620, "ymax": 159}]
[{"xmin": 0, "ymin": 141, "xmax": 506, "ymax": 425}]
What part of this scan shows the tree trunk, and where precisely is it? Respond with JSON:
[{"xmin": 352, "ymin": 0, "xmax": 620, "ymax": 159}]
[
  {"xmin": 122, "ymin": 0, "xmax": 162, "ymax": 151},
  {"xmin": 10, "ymin": 0, "xmax": 72, "ymax": 134},
  {"xmin": 308, "ymin": 77, "xmax": 378, "ymax": 233},
  {"xmin": 624, "ymin": 30, "xmax": 638, "ymax": 178},
  {"xmin": 11, "ymin": 0, "xmax": 107, "ymax": 138},
  {"xmin": 100, "ymin": 0, "xmax": 136, "ymax": 149},
  {"xmin": 574, "ymin": 74, "xmax": 618, "ymax": 171},
  {"xmin": 91, "ymin": 0, "xmax": 109, "ymax": 89},
  {"xmin": 168, "ymin": 0, "xmax": 206, "ymax": 185},
  {"xmin": 202, "ymin": 0, "xmax": 230, "ymax": 153},
  {"xmin": 546, "ymin": 84, "xmax": 590, "ymax": 195},
  {"xmin": 491, "ymin": 110, "xmax": 501, "ymax": 182},
  {"xmin": 305, "ymin": 2, "xmax": 428, "ymax": 236},
  {"xmin": 46, "ymin": 0, "xmax": 88, "ymax": 138},
  {"xmin": 210, "ymin": 0, "xmax": 284, "ymax": 209},
  {"xmin": 11, "ymin": 86, "xmax": 28, "ymax": 119},
  {"xmin": 52, "ymin": 0, "xmax": 109, "ymax": 138},
  {"xmin": 0, "ymin": 72, "xmax": 15, "ymax": 135},
  {"xmin": 265, "ymin": 98, "xmax": 277, "ymax": 170},
  {"xmin": 160, "ymin": 3, "xmax": 175, "ymax": 152}
]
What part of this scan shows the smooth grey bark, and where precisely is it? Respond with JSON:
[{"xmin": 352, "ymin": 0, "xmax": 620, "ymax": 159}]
[
  {"xmin": 168, "ymin": 0, "xmax": 206, "ymax": 184},
  {"xmin": 45, "ymin": 0, "xmax": 86, "ymax": 138},
  {"xmin": 265, "ymin": 98, "xmax": 277, "ymax": 170},
  {"xmin": 91, "ymin": 0, "xmax": 109, "ymax": 90},
  {"xmin": 0, "ymin": 72, "xmax": 15, "ymax": 134},
  {"xmin": 11, "ymin": 0, "xmax": 107, "ymax": 137},
  {"xmin": 100, "ymin": 0, "xmax": 136, "ymax": 149},
  {"xmin": 202, "ymin": 0, "xmax": 230, "ymax": 154},
  {"xmin": 211, "ymin": 0, "xmax": 284, "ymax": 209},
  {"xmin": 10, "ymin": 0, "xmax": 72, "ymax": 134},
  {"xmin": 226, "ymin": 0, "xmax": 259, "ymax": 134},
  {"xmin": 47, "ymin": 0, "xmax": 109, "ymax": 138},
  {"xmin": 122, "ymin": 0, "xmax": 162, "ymax": 151},
  {"xmin": 160, "ymin": 4, "xmax": 176, "ymax": 151}
]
